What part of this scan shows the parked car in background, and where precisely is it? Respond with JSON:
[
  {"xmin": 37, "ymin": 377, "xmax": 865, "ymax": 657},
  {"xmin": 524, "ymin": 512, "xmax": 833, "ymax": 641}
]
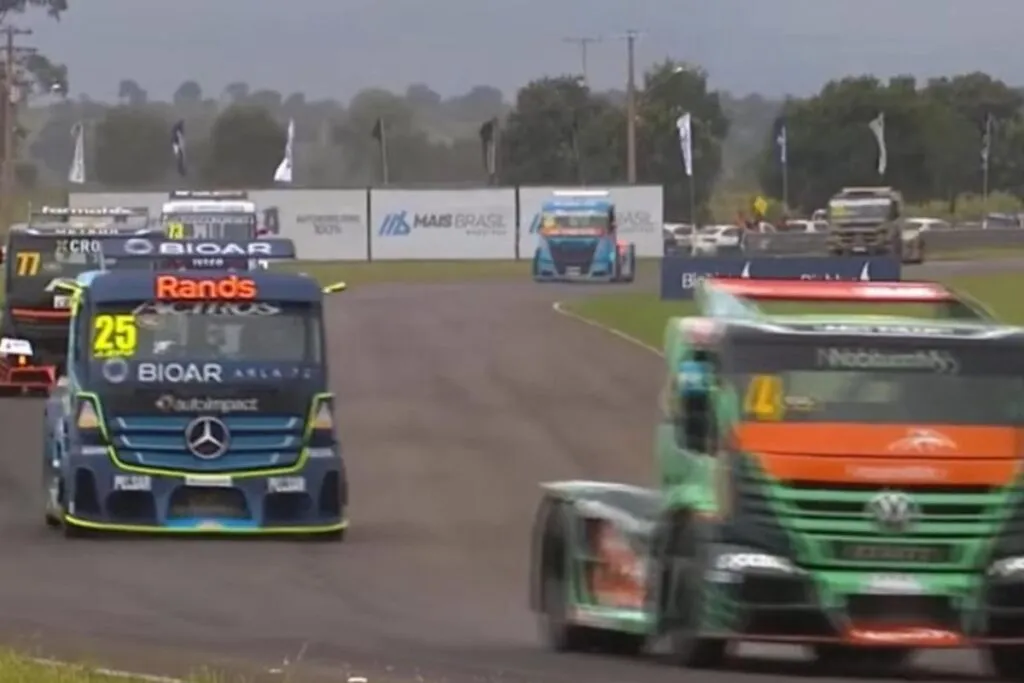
[
  {"xmin": 663, "ymin": 223, "xmax": 695, "ymax": 255},
  {"xmin": 900, "ymin": 217, "xmax": 950, "ymax": 264},
  {"xmin": 780, "ymin": 219, "xmax": 828, "ymax": 234},
  {"xmin": 691, "ymin": 225, "xmax": 745, "ymax": 256}
]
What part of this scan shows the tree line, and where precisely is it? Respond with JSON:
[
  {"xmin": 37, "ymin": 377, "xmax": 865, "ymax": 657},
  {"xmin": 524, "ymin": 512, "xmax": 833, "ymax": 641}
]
[
  {"xmin": 31, "ymin": 61, "xmax": 726, "ymax": 220},
  {"xmin": 756, "ymin": 72, "xmax": 1024, "ymax": 213},
  {"xmin": 11, "ymin": 0, "xmax": 1024, "ymax": 218}
]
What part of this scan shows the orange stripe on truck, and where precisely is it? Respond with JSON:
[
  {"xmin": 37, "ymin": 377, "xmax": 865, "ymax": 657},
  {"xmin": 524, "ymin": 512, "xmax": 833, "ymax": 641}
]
[{"xmin": 735, "ymin": 423, "xmax": 1022, "ymax": 485}]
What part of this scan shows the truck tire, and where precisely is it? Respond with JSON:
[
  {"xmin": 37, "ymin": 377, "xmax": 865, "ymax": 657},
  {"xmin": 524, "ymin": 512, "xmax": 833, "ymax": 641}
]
[
  {"xmin": 812, "ymin": 645, "xmax": 911, "ymax": 675},
  {"xmin": 657, "ymin": 511, "xmax": 729, "ymax": 668},
  {"xmin": 988, "ymin": 645, "xmax": 1024, "ymax": 680}
]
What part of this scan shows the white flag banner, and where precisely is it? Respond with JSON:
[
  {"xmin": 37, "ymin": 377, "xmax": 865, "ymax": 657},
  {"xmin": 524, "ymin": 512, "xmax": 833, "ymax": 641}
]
[
  {"xmin": 869, "ymin": 112, "xmax": 886, "ymax": 175},
  {"xmin": 68, "ymin": 122, "xmax": 85, "ymax": 184},
  {"xmin": 274, "ymin": 118, "xmax": 294, "ymax": 183},
  {"xmin": 676, "ymin": 113, "xmax": 693, "ymax": 177},
  {"xmin": 776, "ymin": 125, "xmax": 787, "ymax": 165}
]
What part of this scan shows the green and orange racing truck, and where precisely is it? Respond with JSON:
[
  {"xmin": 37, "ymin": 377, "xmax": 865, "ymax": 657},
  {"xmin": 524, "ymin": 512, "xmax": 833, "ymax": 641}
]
[{"xmin": 530, "ymin": 278, "xmax": 1024, "ymax": 678}]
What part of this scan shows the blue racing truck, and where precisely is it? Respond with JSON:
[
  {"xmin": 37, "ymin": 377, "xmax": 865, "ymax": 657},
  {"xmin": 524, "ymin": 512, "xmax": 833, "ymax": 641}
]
[
  {"xmin": 42, "ymin": 235, "xmax": 348, "ymax": 539},
  {"xmin": 532, "ymin": 191, "xmax": 636, "ymax": 283}
]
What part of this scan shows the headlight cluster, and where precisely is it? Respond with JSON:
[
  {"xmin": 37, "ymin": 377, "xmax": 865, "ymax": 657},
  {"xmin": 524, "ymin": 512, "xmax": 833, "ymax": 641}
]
[{"xmin": 989, "ymin": 556, "xmax": 1024, "ymax": 577}]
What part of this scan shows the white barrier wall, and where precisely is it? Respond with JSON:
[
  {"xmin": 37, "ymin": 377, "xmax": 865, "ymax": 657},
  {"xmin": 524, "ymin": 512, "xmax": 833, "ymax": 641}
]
[
  {"xmin": 70, "ymin": 189, "xmax": 369, "ymax": 261},
  {"xmin": 369, "ymin": 188, "xmax": 516, "ymax": 260},
  {"xmin": 70, "ymin": 185, "xmax": 665, "ymax": 261},
  {"xmin": 248, "ymin": 190, "xmax": 368, "ymax": 261}
]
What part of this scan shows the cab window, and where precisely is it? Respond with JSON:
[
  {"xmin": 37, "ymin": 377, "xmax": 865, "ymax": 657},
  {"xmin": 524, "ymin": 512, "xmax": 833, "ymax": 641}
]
[{"xmin": 672, "ymin": 348, "xmax": 720, "ymax": 454}]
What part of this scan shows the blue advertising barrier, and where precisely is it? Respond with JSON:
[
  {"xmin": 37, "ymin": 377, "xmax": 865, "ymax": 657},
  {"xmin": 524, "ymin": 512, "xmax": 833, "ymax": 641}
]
[{"xmin": 659, "ymin": 256, "xmax": 902, "ymax": 300}]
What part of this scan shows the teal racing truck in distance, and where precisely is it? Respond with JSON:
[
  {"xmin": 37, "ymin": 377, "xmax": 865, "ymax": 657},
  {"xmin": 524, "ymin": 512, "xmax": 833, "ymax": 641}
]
[
  {"xmin": 531, "ymin": 190, "xmax": 635, "ymax": 283},
  {"xmin": 529, "ymin": 278, "xmax": 1024, "ymax": 679},
  {"xmin": 42, "ymin": 235, "xmax": 350, "ymax": 538}
]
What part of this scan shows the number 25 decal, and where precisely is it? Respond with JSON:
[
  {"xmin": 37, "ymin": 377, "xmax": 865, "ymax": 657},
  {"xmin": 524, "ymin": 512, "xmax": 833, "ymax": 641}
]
[
  {"xmin": 92, "ymin": 314, "xmax": 137, "ymax": 357},
  {"xmin": 743, "ymin": 374, "xmax": 783, "ymax": 421}
]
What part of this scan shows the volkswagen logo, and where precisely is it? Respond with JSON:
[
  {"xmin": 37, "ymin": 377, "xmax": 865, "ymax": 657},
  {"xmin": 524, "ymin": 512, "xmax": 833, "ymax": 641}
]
[
  {"xmin": 866, "ymin": 491, "xmax": 918, "ymax": 532},
  {"xmin": 184, "ymin": 416, "xmax": 229, "ymax": 460}
]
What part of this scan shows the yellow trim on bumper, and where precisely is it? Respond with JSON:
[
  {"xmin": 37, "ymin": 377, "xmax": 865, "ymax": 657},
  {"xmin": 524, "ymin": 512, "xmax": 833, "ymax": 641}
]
[{"xmin": 63, "ymin": 514, "xmax": 348, "ymax": 535}]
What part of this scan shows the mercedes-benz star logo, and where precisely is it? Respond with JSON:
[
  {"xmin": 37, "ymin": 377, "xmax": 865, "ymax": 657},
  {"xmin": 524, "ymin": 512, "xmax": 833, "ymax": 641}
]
[
  {"xmin": 184, "ymin": 416, "xmax": 230, "ymax": 460},
  {"xmin": 866, "ymin": 491, "xmax": 918, "ymax": 533}
]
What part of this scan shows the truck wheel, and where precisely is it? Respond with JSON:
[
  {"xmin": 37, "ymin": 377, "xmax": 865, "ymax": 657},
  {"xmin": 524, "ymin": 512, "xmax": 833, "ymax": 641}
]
[
  {"xmin": 812, "ymin": 645, "xmax": 911, "ymax": 675},
  {"xmin": 988, "ymin": 645, "xmax": 1024, "ymax": 680},
  {"xmin": 659, "ymin": 512, "xmax": 729, "ymax": 668}
]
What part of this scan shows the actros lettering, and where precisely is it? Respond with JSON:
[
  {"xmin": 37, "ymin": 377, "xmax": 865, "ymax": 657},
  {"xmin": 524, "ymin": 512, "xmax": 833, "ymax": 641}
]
[
  {"xmin": 134, "ymin": 301, "xmax": 281, "ymax": 316},
  {"xmin": 138, "ymin": 362, "xmax": 223, "ymax": 383}
]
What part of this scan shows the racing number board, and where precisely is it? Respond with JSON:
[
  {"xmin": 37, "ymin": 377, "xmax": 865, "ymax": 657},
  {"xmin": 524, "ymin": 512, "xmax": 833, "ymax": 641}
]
[
  {"xmin": 743, "ymin": 374, "xmax": 784, "ymax": 421},
  {"xmin": 92, "ymin": 314, "xmax": 137, "ymax": 358},
  {"xmin": 14, "ymin": 251, "xmax": 40, "ymax": 276}
]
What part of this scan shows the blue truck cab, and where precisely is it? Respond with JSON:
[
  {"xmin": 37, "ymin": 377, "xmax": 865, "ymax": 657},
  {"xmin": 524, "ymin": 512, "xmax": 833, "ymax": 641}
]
[
  {"xmin": 42, "ymin": 235, "xmax": 348, "ymax": 539},
  {"xmin": 532, "ymin": 190, "xmax": 636, "ymax": 283}
]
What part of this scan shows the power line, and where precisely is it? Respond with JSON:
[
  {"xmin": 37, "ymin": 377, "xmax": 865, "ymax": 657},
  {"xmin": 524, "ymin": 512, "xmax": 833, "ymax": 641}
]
[
  {"xmin": 561, "ymin": 36, "xmax": 602, "ymax": 87},
  {"xmin": 1, "ymin": 25, "xmax": 34, "ymax": 207}
]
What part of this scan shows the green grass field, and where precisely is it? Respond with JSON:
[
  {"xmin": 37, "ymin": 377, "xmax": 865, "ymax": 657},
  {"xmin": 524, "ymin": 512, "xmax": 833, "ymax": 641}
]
[
  {"xmin": 563, "ymin": 271, "xmax": 1024, "ymax": 350},
  {"xmin": 0, "ymin": 650, "xmax": 219, "ymax": 682}
]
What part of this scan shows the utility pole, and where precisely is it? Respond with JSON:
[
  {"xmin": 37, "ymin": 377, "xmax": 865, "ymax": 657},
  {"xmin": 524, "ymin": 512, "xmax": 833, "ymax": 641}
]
[
  {"xmin": 562, "ymin": 36, "xmax": 601, "ymax": 87},
  {"xmin": 0, "ymin": 26, "xmax": 33, "ymax": 212},
  {"xmin": 621, "ymin": 29, "xmax": 641, "ymax": 184}
]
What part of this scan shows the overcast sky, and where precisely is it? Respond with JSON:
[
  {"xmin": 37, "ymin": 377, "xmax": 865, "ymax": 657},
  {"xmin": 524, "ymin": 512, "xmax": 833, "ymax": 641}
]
[{"xmin": 21, "ymin": 0, "xmax": 1024, "ymax": 102}]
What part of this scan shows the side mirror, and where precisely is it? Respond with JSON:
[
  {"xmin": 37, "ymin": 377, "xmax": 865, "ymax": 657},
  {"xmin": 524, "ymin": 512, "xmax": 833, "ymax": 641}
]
[{"xmin": 677, "ymin": 360, "xmax": 710, "ymax": 396}]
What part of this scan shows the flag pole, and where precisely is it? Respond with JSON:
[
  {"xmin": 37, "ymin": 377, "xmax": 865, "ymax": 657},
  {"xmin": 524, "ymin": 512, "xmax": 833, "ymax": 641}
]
[
  {"xmin": 982, "ymin": 113, "xmax": 993, "ymax": 216},
  {"xmin": 688, "ymin": 173, "xmax": 696, "ymax": 227}
]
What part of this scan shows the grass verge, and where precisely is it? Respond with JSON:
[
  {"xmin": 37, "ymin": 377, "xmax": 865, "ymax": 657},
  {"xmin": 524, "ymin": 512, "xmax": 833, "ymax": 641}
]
[
  {"xmin": 929, "ymin": 247, "xmax": 1024, "ymax": 261},
  {"xmin": 0, "ymin": 649, "xmax": 219, "ymax": 682},
  {"xmin": 562, "ymin": 271, "xmax": 1024, "ymax": 350},
  {"xmin": 273, "ymin": 258, "xmax": 661, "ymax": 286}
]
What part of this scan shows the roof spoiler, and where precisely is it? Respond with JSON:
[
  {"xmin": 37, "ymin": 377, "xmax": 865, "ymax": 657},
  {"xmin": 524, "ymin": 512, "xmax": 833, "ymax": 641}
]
[
  {"xmin": 99, "ymin": 236, "xmax": 296, "ymax": 260},
  {"xmin": 698, "ymin": 278, "xmax": 995, "ymax": 321},
  {"xmin": 168, "ymin": 190, "xmax": 248, "ymax": 200},
  {"xmin": 31, "ymin": 206, "xmax": 150, "ymax": 223}
]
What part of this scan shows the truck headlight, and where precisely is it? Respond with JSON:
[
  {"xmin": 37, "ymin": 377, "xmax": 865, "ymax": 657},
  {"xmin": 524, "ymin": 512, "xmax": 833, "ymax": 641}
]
[{"xmin": 989, "ymin": 557, "xmax": 1024, "ymax": 577}]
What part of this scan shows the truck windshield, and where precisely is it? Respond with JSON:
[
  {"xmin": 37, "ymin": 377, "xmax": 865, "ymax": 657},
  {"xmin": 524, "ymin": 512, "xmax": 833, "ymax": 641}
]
[
  {"xmin": 88, "ymin": 300, "xmax": 323, "ymax": 363},
  {"xmin": 728, "ymin": 339, "xmax": 1024, "ymax": 425},
  {"xmin": 542, "ymin": 211, "xmax": 608, "ymax": 234},
  {"xmin": 829, "ymin": 200, "xmax": 891, "ymax": 224},
  {"xmin": 161, "ymin": 213, "xmax": 256, "ymax": 240}
]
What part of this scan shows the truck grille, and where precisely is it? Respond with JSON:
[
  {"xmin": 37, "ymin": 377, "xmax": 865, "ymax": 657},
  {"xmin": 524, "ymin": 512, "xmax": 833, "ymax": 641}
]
[
  {"xmin": 109, "ymin": 415, "xmax": 306, "ymax": 473},
  {"xmin": 547, "ymin": 240, "xmax": 597, "ymax": 275},
  {"xmin": 735, "ymin": 463, "xmax": 1008, "ymax": 570}
]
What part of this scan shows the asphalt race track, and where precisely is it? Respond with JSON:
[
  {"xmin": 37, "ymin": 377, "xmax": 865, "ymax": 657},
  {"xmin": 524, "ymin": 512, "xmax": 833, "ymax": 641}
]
[{"xmin": 0, "ymin": 259, "xmax": 1019, "ymax": 683}]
